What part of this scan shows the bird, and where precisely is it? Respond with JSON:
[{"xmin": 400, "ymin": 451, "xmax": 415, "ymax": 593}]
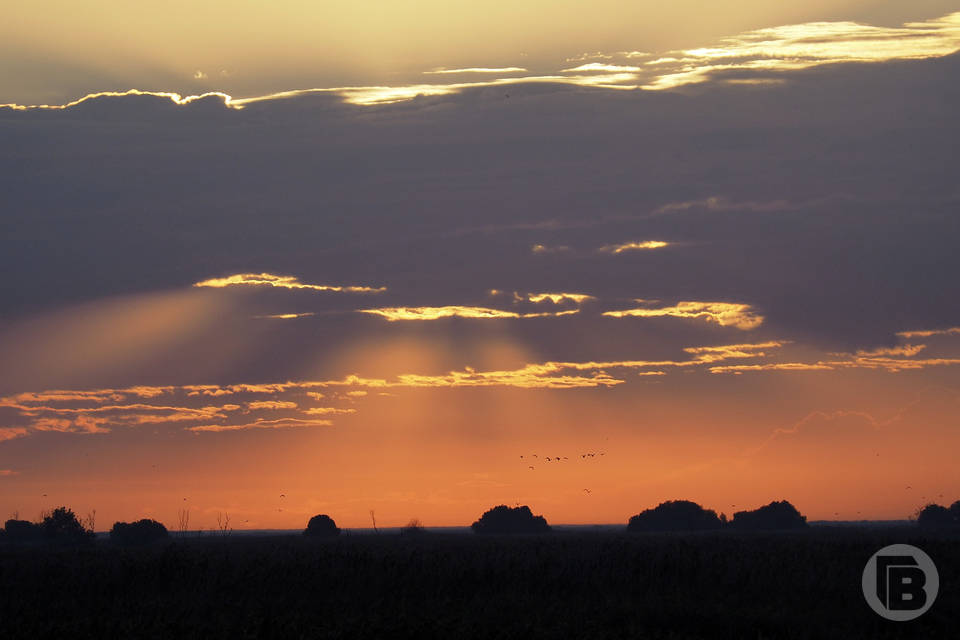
[
  {"xmin": 583, "ymin": 489, "xmax": 591, "ymax": 494},
  {"xmin": 280, "ymin": 494, "xmax": 286, "ymax": 498},
  {"xmin": 528, "ymin": 466, "xmax": 535, "ymax": 470},
  {"xmin": 520, "ymin": 455, "xmax": 524, "ymax": 459},
  {"xmin": 545, "ymin": 457, "xmax": 551, "ymax": 462},
  {"xmin": 532, "ymin": 454, "xmax": 538, "ymax": 458},
  {"xmin": 42, "ymin": 493, "xmax": 47, "ymax": 497},
  {"xmin": 183, "ymin": 497, "xmax": 188, "ymax": 501},
  {"xmin": 906, "ymin": 486, "xmax": 912, "ymax": 490}
]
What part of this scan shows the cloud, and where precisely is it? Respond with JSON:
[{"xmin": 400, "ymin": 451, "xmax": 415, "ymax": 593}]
[
  {"xmin": 650, "ymin": 196, "xmax": 793, "ymax": 217},
  {"xmin": 187, "ymin": 418, "xmax": 334, "ymax": 432},
  {"xmin": 561, "ymin": 63, "xmax": 643, "ymax": 73},
  {"xmin": 304, "ymin": 407, "xmax": 357, "ymax": 415},
  {"xmin": 0, "ymin": 469, "xmax": 19, "ymax": 476},
  {"xmin": 1, "ymin": 89, "xmax": 238, "ymax": 111},
  {"xmin": 603, "ymin": 301, "xmax": 764, "ymax": 330},
  {"xmin": 194, "ymin": 273, "xmax": 385, "ymax": 294},
  {"xmin": 642, "ymin": 12, "xmax": 960, "ymax": 90},
  {"xmin": 598, "ymin": 240, "xmax": 670, "ymax": 254},
  {"xmin": 246, "ymin": 401, "xmax": 298, "ymax": 411},
  {"xmin": 897, "ymin": 327, "xmax": 960, "ymax": 338},
  {"xmin": 0, "ymin": 428, "xmax": 28, "ymax": 443},
  {"xmin": 853, "ymin": 344, "xmax": 927, "ymax": 358},
  {"xmin": 522, "ymin": 292, "xmax": 594, "ymax": 305},
  {"xmin": 684, "ymin": 341, "xmax": 788, "ymax": 363},
  {"xmin": 358, "ymin": 305, "xmax": 579, "ymax": 321},
  {"xmin": 424, "ymin": 67, "xmax": 528, "ymax": 74},
  {"xmin": 709, "ymin": 362, "xmax": 835, "ymax": 374},
  {"xmin": 4, "ymin": 13, "xmax": 960, "ymax": 113},
  {"xmin": 531, "ymin": 243, "xmax": 571, "ymax": 254},
  {"xmin": 254, "ymin": 312, "xmax": 317, "ymax": 320}
]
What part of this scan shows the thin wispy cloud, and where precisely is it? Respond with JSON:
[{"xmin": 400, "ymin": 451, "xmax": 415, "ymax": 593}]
[
  {"xmin": 598, "ymin": 240, "xmax": 670, "ymax": 254},
  {"xmin": 603, "ymin": 301, "xmax": 764, "ymax": 330},
  {"xmin": 424, "ymin": 67, "xmax": 528, "ymax": 74},
  {"xmin": 187, "ymin": 418, "xmax": 333, "ymax": 433},
  {"xmin": 358, "ymin": 305, "xmax": 579, "ymax": 321},
  {"xmin": 194, "ymin": 273, "xmax": 385, "ymax": 294}
]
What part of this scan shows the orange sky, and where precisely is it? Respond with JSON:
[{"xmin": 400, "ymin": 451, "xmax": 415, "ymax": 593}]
[{"xmin": 2, "ymin": 4, "xmax": 960, "ymax": 531}]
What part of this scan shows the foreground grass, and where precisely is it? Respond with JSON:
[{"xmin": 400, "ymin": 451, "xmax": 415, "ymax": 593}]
[{"xmin": 0, "ymin": 527, "xmax": 956, "ymax": 639}]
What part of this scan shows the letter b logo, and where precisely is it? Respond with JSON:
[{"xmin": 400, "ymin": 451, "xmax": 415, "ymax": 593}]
[{"xmin": 863, "ymin": 544, "xmax": 938, "ymax": 621}]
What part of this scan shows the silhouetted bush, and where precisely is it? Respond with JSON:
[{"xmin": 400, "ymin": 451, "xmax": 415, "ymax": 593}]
[
  {"xmin": 110, "ymin": 519, "xmax": 169, "ymax": 545},
  {"xmin": 729, "ymin": 500, "xmax": 808, "ymax": 530},
  {"xmin": 950, "ymin": 500, "xmax": 960, "ymax": 522},
  {"xmin": 627, "ymin": 500, "xmax": 723, "ymax": 532},
  {"xmin": 471, "ymin": 505, "xmax": 550, "ymax": 534},
  {"xmin": 917, "ymin": 503, "xmax": 958, "ymax": 529},
  {"xmin": 3, "ymin": 519, "xmax": 41, "ymax": 542},
  {"xmin": 400, "ymin": 519, "xmax": 426, "ymax": 535},
  {"xmin": 41, "ymin": 507, "xmax": 92, "ymax": 542},
  {"xmin": 304, "ymin": 514, "xmax": 340, "ymax": 537}
]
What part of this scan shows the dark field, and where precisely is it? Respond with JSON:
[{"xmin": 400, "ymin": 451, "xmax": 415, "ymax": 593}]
[{"xmin": 1, "ymin": 527, "xmax": 957, "ymax": 639}]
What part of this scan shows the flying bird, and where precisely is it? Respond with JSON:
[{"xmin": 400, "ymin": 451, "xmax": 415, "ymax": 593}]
[
  {"xmin": 583, "ymin": 489, "xmax": 591, "ymax": 494},
  {"xmin": 280, "ymin": 494, "xmax": 286, "ymax": 498},
  {"xmin": 528, "ymin": 466, "xmax": 535, "ymax": 470}
]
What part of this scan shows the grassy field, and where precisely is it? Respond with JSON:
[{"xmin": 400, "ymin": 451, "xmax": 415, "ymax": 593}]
[{"xmin": 1, "ymin": 527, "xmax": 956, "ymax": 639}]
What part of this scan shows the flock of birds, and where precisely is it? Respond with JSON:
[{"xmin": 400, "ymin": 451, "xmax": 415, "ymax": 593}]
[
  {"xmin": 521, "ymin": 451, "xmax": 605, "ymax": 470},
  {"xmin": 520, "ymin": 452, "xmax": 607, "ymax": 496}
]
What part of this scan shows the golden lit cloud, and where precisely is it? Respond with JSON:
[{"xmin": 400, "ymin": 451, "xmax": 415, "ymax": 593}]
[
  {"xmin": 684, "ymin": 341, "xmax": 788, "ymax": 363},
  {"xmin": 194, "ymin": 273, "xmax": 385, "ymax": 293},
  {"xmin": 643, "ymin": 12, "xmax": 960, "ymax": 90},
  {"xmin": 0, "ymin": 428, "xmax": 29, "ymax": 443},
  {"xmin": 254, "ymin": 312, "xmax": 317, "ymax": 320},
  {"xmin": 598, "ymin": 240, "xmax": 669, "ymax": 254},
  {"xmin": 853, "ymin": 344, "xmax": 927, "ymax": 358},
  {"xmin": 531, "ymin": 243, "xmax": 571, "ymax": 254},
  {"xmin": 304, "ymin": 407, "xmax": 357, "ymax": 415},
  {"xmin": 358, "ymin": 305, "xmax": 579, "ymax": 321},
  {"xmin": 561, "ymin": 63, "xmax": 644, "ymax": 73},
  {"xmin": 424, "ymin": 67, "xmax": 528, "ymax": 74},
  {"xmin": 524, "ymin": 292, "xmax": 594, "ymax": 305},
  {"xmin": 4, "ymin": 12, "xmax": 960, "ymax": 113},
  {"xmin": 603, "ymin": 301, "xmax": 764, "ymax": 330},
  {"xmin": 897, "ymin": 327, "xmax": 960, "ymax": 338},
  {"xmin": 0, "ymin": 89, "xmax": 239, "ymax": 111},
  {"xmin": 709, "ymin": 363, "xmax": 835, "ymax": 374},
  {"xmin": 187, "ymin": 418, "xmax": 333, "ymax": 433},
  {"xmin": 246, "ymin": 400, "xmax": 298, "ymax": 411}
]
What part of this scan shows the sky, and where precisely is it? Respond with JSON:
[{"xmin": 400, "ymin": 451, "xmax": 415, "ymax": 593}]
[{"xmin": 1, "ymin": 2, "xmax": 959, "ymax": 530}]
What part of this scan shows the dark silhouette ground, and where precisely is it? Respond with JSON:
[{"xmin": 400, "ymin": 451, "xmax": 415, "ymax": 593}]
[{"xmin": 1, "ymin": 527, "xmax": 957, "ymax": 639}]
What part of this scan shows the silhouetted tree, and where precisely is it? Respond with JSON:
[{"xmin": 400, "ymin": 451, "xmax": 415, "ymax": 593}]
[
  {"xmin": 627, "ymin": 500, "xmax": 723, "ymax": 532},
  {"xmin": 917, "ymin": 503, "xmax": 956, "ymax": 529},
  {"xmin": 110, "ymin": 519, "xmax": 170, "ymax": 545},
  {"xmin": 304, "ymin": 514, "xmax": 340, "ymax": 537},
  {"xmin": 41, "ymin": 507, "xmax": 92, "ymax": 541},
  {"xmin": 950, "ymin": 500, "xmax": 960, "ymax": 522},
  {"xmin": 3, "ymin": 519, "xmax": 41, "ymax": 542},
  {"xmin": 400, "ymin": 518, "xmax": 426, "ymax": 535},
  {"xmin": 471, "ymin": 505, "xmax": 550, "ymax": 534},
  {"xmin": 729, "ymin": 500, "xmax": 808, "ymax": 530}
]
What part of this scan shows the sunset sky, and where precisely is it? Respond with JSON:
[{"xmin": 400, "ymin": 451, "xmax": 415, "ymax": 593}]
[{"xmin": 2, "ymin": 1, "xmax": 959, "ymax": 530}]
